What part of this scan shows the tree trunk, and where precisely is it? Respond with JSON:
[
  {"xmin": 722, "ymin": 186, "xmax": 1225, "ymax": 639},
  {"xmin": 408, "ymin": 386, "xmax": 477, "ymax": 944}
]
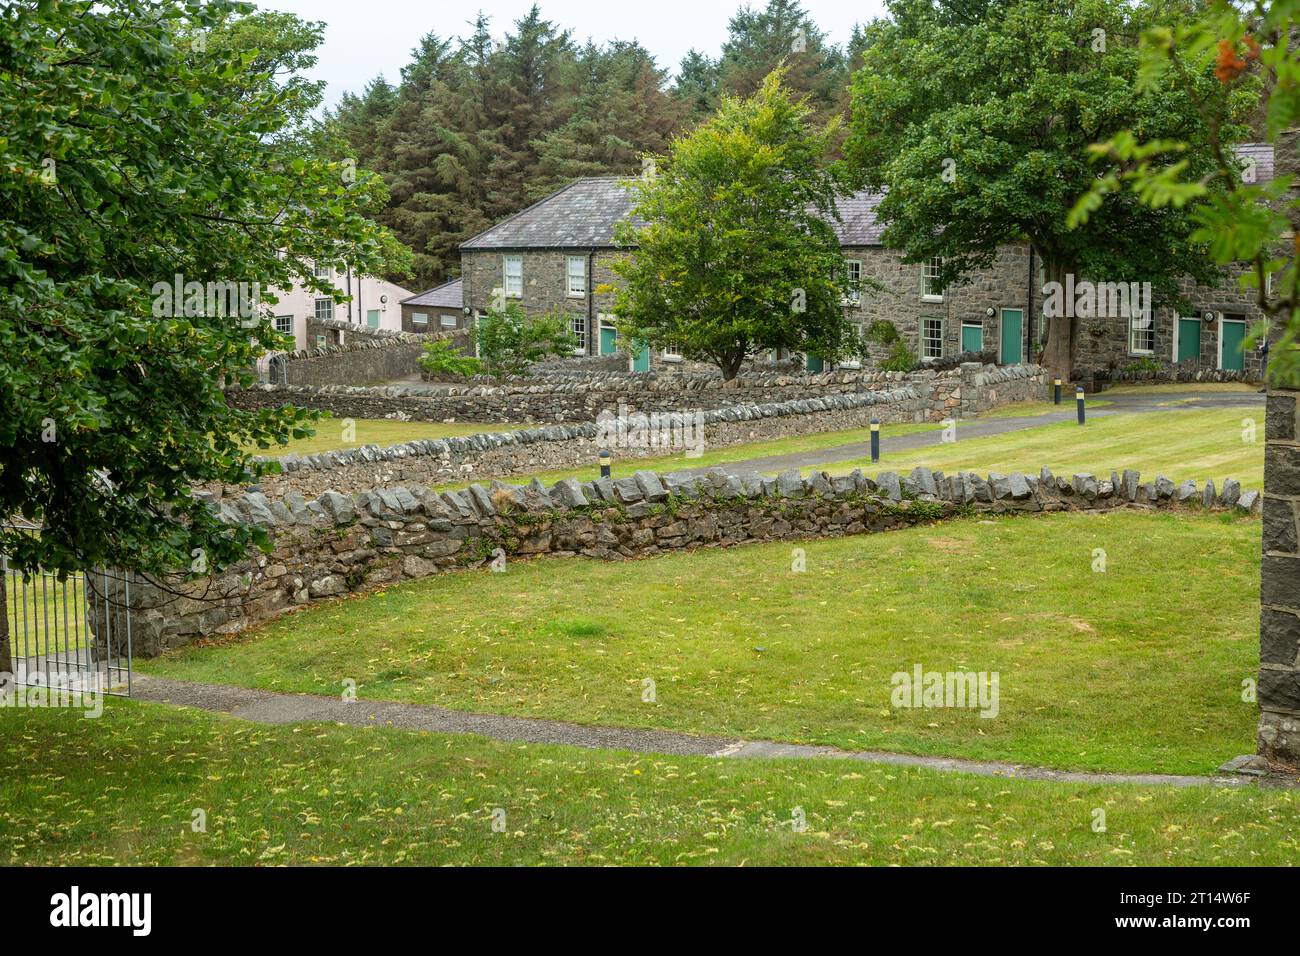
[
  {"xmin": 1039, "ymin": 254, "xmax": 1077, "ymax": 382},
  {"xmin": 719, "ymin": 351, "xmax": 745, "ymax": 381}
]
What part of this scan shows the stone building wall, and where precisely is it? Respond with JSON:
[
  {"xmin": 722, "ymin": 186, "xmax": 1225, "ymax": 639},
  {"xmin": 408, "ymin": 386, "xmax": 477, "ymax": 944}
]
[
  {"xmin": 1259, "ymin": 385, "xmax": 1300, "ymax": 769},
  {"xmin": 129, "ymin": 461, "xmax": 1258, "ymax": 658}
]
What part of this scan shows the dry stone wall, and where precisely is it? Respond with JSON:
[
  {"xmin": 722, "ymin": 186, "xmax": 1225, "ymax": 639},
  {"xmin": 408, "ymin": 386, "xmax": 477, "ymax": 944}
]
[
  {"xmin": 1260, "ymin": 385, "xmax": 1300, "ymax": 770},
  {"xmin": 215, "ymin": 364, "xmax": 1049, "ymax": 499},
  {"xmin": 130, "ymin": 462, "xmax": 1259, "ymax": 658}
]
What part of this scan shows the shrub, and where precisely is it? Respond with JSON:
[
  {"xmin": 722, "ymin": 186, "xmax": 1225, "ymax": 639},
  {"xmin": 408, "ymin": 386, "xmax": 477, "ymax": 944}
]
[
  {"xmin": 418, "ymin": 338, "xmax": 481, "ymax": 378},
  {"xmin": 476, "ymin": 303, "xmax": 579, "ymax": 378},
  {"xmin": 865, "ymin": 320, "xmax": 901, "ymax": 345},
  {"xmin": 880, "ymin": 340, "xmax": 918, "ymax": 372}
]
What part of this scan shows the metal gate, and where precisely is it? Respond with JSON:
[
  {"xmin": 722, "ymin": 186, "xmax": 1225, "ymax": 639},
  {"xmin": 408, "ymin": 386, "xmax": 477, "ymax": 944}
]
[{"xmin": 2, "ymin": 558, "xmax": 133, "ymax": 698}]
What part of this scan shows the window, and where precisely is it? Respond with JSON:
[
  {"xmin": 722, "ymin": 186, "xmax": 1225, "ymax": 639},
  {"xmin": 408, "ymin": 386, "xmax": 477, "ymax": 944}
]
[
  {"xmin": 440, "ymin": 314, "xmax": 457, "ymax": 328},
  {"xmin": 274, "ymin": 314, "xmax": 293, "ymax": 335},
  {"xmin": 503, "ymin": 255, "xmax": 523, "ymax": 298},
  {"xmin": 313, "ymin": 297, "xmax": 333, "ymax": 321},
  {"xmin": 570, "ymin": 314, "xmax": 587, "ymax": 353},
  {"xmin": 412, "ymin": 312, "xmax": 428, "ymax": 327},
  {"xmin": 313, "ymin": 261, "xmax": 331, "ymax": 279},
  {"xmin": 662, "ymin": 343, "xmax": 683, "ymax": 361},
  {"xmin": 922, "ymin": 257, "xmax": 944, "ymax": 301},
  {"xmin": 844, "ymin": 259, "xmax": 862, "ymax": 305},
  {"xmin": 1129, "ymin": 309, "xmax": 1155, "ymax": 354},
  {"xmin": 922, "ymin": 316, "xmax": 944, "ymax": 360},
  {"xmin": 566, "ymin": 256, "xmax": 587, "ymax": 297}
]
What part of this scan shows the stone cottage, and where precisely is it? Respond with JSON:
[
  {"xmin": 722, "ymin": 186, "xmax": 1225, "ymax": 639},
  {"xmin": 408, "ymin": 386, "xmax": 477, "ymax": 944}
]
[
  {"xmin": 400, "ymin": 278, "xmax": 465, "ymax": 333},
  {"xmin": 458, "ymin": 150, "xmax": 1279, "ymax": 380}
]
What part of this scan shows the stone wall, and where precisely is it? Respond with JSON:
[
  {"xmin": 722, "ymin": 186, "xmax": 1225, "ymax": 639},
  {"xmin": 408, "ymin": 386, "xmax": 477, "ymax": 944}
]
[
  {"xmin": 230, "ymin": 362, "xmax": 1048, "ymax": 426},
  {"xmin": 266, "ymin": 325, "xmax": 472, "ymax": 387},
  {"xmin": 131, "ymin": 462, "xmax": 1258, "ymax": 658},
  {"xmin": 1259, "ymin": 385, "xmax": 1300, "ymax": 770},
  {"xmin": 216, "ymin": 364, "xmax": 1049, "ymax": 499}
]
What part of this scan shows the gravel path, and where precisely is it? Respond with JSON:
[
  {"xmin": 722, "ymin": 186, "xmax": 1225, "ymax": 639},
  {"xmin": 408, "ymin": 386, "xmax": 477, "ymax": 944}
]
[{"xmin": 133, "ymin": 674, "xmax": 1286, "ymax": 788}]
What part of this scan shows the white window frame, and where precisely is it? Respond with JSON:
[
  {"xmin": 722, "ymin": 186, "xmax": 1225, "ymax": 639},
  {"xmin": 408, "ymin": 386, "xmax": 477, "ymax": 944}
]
[
  {"xmin": 922, "ymin": 315, "xmax": 944, "ymax": 360},
  {"xmin": 1128, "ymin": 308, "xmax": 1155, "ymax": 355},
  {"xmin": 411, "ymin": 312, "xmax": 428, "ymax": 327},
  {"xmin": 503, "ymin": 255, "xmax": 523, "ymax": 298},
  {"xmin": 313, "ymin": 297, "xmax": 333, "ymax": 321},
  {"xmin": 440, "ymin": 314, "xmax": 456, "ymax": 328},
  {"xmin": 566, "ymin": 256, "xmax": 587, "ymax": 298},
  {"xmin": 570, "ymin": 313, "xmax": 587, "ymax": 354},
  {"xmin": 662, "ymin": 343, "xmax": 683, "ymax": 362},
  {"xmin": 844, "ymin": 259, "xmax": 862, "ymax": 306},
  {"xmin": 313, "ymin": 260, "xmax": 331, "ymax": 280},
  {"xmin": 922, "ymin": 257, "xmax": 944, "ymax": 302},
  {"xmin": 273, "ymin": 314, "xmax": 293, "ymax": 335}
]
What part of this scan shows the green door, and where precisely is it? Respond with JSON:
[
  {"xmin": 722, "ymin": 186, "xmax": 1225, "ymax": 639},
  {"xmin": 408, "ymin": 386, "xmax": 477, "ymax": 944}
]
[
  {"xmin": 999, "ymin": 309, "xmax": 1023, "ymax": 364},
  {"xmin": 1177, "ymin": 317, "xmax": 1201, "ymax": 363},
  {"xmin": 806, "ymin": 355, "xmax": 824, "ymax": 373},
  {"xmin": 366, "ymin": 309, "xmax": 380, "ymax": 329},
  {"xmin": 961, "ymin": 322, "xmax": 982, "ymax": 354},
  {"xmin": 600, "ymin": 325, "xmax": 618, "ymax": 355},
  {"xmin": 632, "ymin": 342, "xmax": 651, "ymax": 372},
  {"xmin": 1221, "ymin": 319, "xmax": 1246, "ymax": 371}
]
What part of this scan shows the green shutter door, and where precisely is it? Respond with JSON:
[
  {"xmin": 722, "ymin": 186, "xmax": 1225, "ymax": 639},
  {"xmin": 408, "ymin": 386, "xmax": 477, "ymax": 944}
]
[
  {"xmin": 366, "ymin": 309, "xmax": 380, "ymax": 329},
  {"xmin": 999, "ymin": 309, "xmax": 1023, "ymax": 364},
  {"xmin": 600, "ymin": 326, "xmax": 618, "ymax": 355},
  {"xmin": 632, "ymin": 342, "xmax": 651, "ymax": 372},
  {"xmin": 806, "ymin": 355, "xmax": 824, "ymax": 373},
  {"xmin": 961, "ymin": 323, "xmax": 982, "ymax": 354},
  {"xmin": 1176, "ymin": 318, "xmax": 1201, "ymax": 363},
  {"xmin": 1221, "ymin": 319, "xmax": 1246, "ymax": 371}
]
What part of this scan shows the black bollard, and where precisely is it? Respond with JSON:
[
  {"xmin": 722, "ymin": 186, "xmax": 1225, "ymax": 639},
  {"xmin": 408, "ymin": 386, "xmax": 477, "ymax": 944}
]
[
  {"xmin": 870, "ymin": 418, "xmax": 880, "ymax": 463},
  {"xmin": 1076, "ymin": 386, "xmax": 1086, "ymax": 425},
  {"xmin": 599, "ymin": 449, "xmax": 611, "ymax": 479},
  {"xmin": 1054, "ymin": 378, "xmax": 1062, "ymax": 405}
]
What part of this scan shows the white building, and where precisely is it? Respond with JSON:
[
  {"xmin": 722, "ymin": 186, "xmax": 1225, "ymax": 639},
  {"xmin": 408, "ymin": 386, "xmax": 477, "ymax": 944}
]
[{"xmin": 265, "ymin": 262, "xmax": 415, "ymax": 352}]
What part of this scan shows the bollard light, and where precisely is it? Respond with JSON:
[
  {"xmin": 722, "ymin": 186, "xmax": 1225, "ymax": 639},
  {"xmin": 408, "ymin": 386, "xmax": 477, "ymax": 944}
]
[
  {"xmin": 1054, "ymin": 378, "xmax": 1062, "ymax": 406},
  {"xmin": 870, "ymin": 418, "xmax": 880, "ymax": 463},
  {"xmin": 1076, "ymin": 386, "xmax": 1086, "ymax": 425},
  {"xmin": 599, "ymin": 449, "xmax": 611, "ymax": 479}
]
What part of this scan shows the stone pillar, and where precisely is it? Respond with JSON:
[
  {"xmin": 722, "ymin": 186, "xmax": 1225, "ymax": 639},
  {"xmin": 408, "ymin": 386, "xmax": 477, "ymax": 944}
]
[{"xmin": 1259, "ymin": 386, "xmax": 1300, "ymax": 768}]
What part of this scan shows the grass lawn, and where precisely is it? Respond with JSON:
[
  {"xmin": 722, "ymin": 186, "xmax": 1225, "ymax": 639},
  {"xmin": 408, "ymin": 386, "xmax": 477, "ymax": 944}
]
[
  {"xmin": 0, "ymin": 701, "xmax": 1293, "ymax": 866},
  {"xmin": 440, "ymin": 400, "xmax": 1110, "ymax": 492},
  {"xmin": 243, "ymin": 415, "xmax": 524, "ymax": 458},
  {"xmin": 141, "ymin": 511, "xmax": 1261, "ymax": 776},
  {"xmin": 1100, "ymin": 382, "xmax": 1261, "ymax": 396},
  {"xmin": 820, "ymin": 407, "xmax": 1265, "ymax": 489}
]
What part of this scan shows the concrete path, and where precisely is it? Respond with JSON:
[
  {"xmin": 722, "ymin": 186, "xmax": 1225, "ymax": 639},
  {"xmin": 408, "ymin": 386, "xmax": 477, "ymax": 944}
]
[
  {"xmin": 133, "ymin": 674, "xmax": 1286, "ymax": 789},
  {"xmin": 683, "ymin": 389, "xmax": 1264, "ymax": 478}
]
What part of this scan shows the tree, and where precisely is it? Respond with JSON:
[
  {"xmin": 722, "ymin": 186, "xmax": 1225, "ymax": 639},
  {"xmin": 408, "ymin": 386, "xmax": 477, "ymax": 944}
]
[
  {"xmin": 718, "ymin": 0, "xmax": 848, "ymax": 123},
  {"xmin": 0, "ymin": 0, "xmax": 408, "ymax": 667},
  {"xmin": 1071, "ymin": 1, "xmax": 1298, "ymax": 384},
  {"xmin": 475, "ymin": 303, "xmax": 578, "ymax": 378},
  {"xmin": 612, "ymin": 71, "xmax": 862, "ymax": 380},
  {"xmin": 844, "ymin": 0, "xmax": 1254, "ymax": 379},
  {"xmin": 672, "ymin": 49, "xmax": 721, "ymax": 125}
]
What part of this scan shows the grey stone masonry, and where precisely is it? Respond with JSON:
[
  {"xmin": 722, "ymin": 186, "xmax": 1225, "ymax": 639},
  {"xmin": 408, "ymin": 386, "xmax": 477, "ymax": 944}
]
[
  {"xmin": 126, "ymin": 463, "xmax": 1258, "ymax": 658},
  {"xmin": 1259, "ymin": 386, "xmax": 1300, "ymax": 769}
]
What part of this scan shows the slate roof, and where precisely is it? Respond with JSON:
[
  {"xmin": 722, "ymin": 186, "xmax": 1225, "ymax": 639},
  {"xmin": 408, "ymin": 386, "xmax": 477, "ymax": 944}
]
[
  {"xmin": 460, "ymin": 144, "xmax": 1276, "ymax": 253},
  {"xmin": 460, "ymin": 177, "xmax": 642, "ymax": 250},
  {"xmin": 401, "ymin": 277, "xmax": 463, "ymax": 309}
]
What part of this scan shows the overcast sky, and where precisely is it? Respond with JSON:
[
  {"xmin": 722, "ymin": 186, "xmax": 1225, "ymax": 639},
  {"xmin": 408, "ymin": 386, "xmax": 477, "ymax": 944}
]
[{"xmin": 262, "ymin": 0, "xmax": 890, "ymax": 107}]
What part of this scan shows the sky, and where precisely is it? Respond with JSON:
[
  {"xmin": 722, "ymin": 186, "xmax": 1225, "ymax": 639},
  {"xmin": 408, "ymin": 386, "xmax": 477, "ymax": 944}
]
[{"xmin": 262, "ymin": 0, "xmax": 890, "ymax": 107}]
